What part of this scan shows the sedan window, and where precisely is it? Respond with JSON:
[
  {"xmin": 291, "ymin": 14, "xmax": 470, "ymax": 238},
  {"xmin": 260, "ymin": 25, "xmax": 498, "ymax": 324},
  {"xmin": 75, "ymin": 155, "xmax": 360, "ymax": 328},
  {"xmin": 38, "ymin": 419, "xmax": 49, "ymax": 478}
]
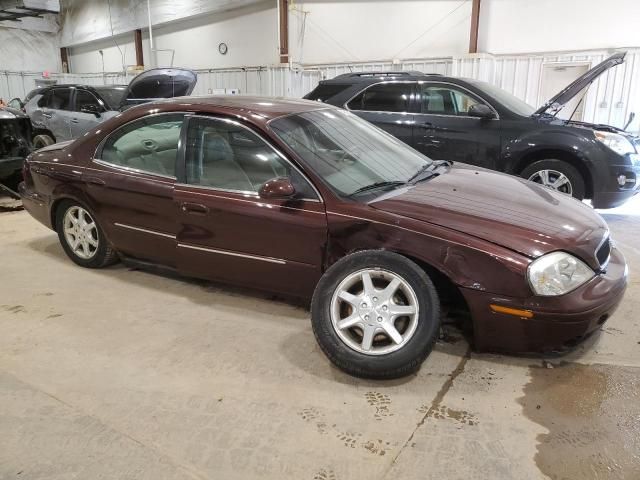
[
  {"xmin": 99, "ymin": 114, "xmax": 184, "ymax": 177},
  {"xmin": 184, "ymin": 117, "xmax": 317, "ymax": 199}
]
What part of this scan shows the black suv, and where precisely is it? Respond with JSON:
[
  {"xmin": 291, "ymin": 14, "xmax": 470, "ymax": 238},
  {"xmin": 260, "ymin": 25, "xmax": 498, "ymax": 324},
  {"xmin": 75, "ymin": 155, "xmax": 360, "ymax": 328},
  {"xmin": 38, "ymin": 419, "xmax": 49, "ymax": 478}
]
[{"xmin": 305, "ymin": 53, "xmax": 639, "ymax": 208}]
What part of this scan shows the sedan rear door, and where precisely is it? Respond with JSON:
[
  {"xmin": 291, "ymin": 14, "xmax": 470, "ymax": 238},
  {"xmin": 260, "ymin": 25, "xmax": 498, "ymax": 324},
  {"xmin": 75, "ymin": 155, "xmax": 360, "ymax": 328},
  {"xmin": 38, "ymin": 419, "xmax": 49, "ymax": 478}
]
[{"xmin": 175, "ymin": 115, "xmax": 327, "ymax": 298}]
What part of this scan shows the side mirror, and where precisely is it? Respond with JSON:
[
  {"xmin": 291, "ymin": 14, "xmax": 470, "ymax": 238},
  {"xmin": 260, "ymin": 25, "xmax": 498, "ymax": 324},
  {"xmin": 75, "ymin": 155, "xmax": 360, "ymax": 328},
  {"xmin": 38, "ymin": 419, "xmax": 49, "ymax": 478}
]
[
  {"xmin": 259, "ymin": 177, "xmax": 296, "ymax": 199},
  {"xmin": 468, "ymin": 104, "xmax": 496, "ymax": 119},
  {"xmin": 80, "ymin": 104, "xmax": 102, "ymax": 117}
]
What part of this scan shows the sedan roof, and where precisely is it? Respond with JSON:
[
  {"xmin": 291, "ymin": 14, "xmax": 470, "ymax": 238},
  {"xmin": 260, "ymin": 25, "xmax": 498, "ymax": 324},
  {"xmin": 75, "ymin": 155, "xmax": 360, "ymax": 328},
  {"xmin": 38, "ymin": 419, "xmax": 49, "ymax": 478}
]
[{"xmin": 157, "ymin": 95, "xmax": 334, "ymax": 121}]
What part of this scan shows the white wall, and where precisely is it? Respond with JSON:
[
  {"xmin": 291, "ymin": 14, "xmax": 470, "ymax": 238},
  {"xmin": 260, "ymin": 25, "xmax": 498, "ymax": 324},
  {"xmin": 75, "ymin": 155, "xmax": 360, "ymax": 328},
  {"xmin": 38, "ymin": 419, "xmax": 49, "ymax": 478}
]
[
  {"xmin": 0, "ymin": 28, "xmax": 60, "ymax": 72},
  {"xmin": 478, "ymin": 0, "xmax": 640, "ymax": 55},
  {"xmin": 66, "ymin": 1, "xmax": 278, "ymax": 73},
  {"xmin": 289, "ymin": 0, "xmax": 472, "ymax": 64}
]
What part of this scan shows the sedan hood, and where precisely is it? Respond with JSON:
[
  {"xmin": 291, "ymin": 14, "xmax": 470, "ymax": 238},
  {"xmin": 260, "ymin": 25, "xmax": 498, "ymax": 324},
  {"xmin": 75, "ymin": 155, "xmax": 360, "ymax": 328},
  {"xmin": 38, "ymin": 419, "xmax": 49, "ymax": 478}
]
[
  {"xmin": 120, "ymin": 67, "xmax": 197, "ymax": 108},
  {"xmin": 371, "ymin": 163, "xmax": 608, "ymax": 268},
  {"xmin": 534, "ymin": 52, "xmax": 626, "ymax": 116}
]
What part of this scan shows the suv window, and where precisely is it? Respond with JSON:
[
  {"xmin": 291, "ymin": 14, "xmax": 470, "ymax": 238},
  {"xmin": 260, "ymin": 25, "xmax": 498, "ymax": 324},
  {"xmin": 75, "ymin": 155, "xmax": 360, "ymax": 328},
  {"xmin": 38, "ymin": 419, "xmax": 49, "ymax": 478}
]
[
  {"xmin": 37, "ymin": 90, "xmax": 51, "ymax": 108},
  {"xmin": 418, "ymin": 84, "xmax": 481, "ymax": 116},
  {"xmin": 185, "ymin": 117, "xmax": 317, "ymax": 199},
  {"xmin": 75, "ymin": 90, "xmax": 104, "ymax": 112},
  {"xmin": 347, "ymin": 83, "xmax": 414, "ymax": 112},
  {"xmin": 306, "ymin": 83, "xmax": 351, "ymax": 102},
  {"xmin": 99, "ymin": 114, "xmax": 184, "ymax": 177},
  {"xmin": 48, "ymin": 88, "xmax": 72, "ymax": 111}
]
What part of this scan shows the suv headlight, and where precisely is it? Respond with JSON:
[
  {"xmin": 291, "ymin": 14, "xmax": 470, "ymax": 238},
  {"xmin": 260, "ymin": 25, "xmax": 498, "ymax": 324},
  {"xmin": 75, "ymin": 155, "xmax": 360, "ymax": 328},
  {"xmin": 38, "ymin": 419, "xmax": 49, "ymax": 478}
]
[
  {"xmin": 528, "ymin": 251, "xmax": 594, "ymax": 296},
  {"xmin": 594, "ymin": 131, "xmax": 636, "ymax": 156}
]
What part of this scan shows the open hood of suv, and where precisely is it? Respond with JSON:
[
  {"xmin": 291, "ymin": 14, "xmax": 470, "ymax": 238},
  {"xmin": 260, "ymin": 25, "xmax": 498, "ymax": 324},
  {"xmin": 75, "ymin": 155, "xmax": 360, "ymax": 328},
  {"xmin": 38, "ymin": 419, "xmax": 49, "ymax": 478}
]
[
  {"xmin": 533, "ymin": 52, "xmax": 626, "ymax": 116},
  {"xmin": 120, "ymin": 68, "xmax": 197, "ymax": 108}
]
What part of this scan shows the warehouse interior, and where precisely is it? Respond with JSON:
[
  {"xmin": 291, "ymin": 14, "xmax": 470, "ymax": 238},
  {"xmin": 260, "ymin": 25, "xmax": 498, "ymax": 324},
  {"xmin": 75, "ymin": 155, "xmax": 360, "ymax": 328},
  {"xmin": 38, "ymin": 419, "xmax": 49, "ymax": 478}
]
[{"xmin": 1, "ymin": 1, "xmax": 639, "ymax": 479}]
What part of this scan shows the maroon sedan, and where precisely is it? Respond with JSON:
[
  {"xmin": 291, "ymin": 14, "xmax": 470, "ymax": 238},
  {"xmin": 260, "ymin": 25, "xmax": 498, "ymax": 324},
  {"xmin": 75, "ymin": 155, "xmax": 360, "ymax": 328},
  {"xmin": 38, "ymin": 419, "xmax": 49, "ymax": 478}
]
[{"xmin": 19, "ymin": 96, "xmax": 628, "ymax": 379}]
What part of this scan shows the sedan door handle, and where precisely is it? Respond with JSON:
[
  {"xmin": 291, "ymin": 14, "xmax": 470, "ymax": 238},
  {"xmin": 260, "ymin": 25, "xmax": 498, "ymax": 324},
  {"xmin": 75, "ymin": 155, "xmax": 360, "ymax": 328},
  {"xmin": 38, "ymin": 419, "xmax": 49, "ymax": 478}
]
[
  {"xmin": 418, "ymin": 122, "xmax": 435, "ymax": 129},
  {"xmin": 85, "ymin": 176, "xmax": 106, "ymax": 186},
  {"xmin": 181, "ymin": 202, "xmax": 209, "ymax": 215}
]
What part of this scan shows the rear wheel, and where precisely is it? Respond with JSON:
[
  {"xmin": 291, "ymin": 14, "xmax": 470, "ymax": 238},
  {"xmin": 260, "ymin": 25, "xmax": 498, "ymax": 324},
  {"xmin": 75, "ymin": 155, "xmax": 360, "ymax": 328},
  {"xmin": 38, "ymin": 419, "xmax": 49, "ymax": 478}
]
[
  {"xmin": 55, "ymin": 201, "xmax": 118, "ymax": 268},
  {"xmin": 311, "ymin": 250, "xmax": 440, "ymax": 379},
  {"xmin": 521, "ymin": 159, "xmax": 586, "ymax": 200},
  {"xmin": 33, "ymin": 134, "xmax": 54, "ymax": 150}
]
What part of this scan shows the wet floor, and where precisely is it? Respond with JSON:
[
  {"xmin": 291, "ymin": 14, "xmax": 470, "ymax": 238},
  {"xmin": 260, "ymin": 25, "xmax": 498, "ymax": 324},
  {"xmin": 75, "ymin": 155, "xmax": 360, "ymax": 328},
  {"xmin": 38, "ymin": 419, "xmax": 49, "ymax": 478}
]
[{"xmin": 521, "ymin": 363, "xmax": 640, "ymax": 480}]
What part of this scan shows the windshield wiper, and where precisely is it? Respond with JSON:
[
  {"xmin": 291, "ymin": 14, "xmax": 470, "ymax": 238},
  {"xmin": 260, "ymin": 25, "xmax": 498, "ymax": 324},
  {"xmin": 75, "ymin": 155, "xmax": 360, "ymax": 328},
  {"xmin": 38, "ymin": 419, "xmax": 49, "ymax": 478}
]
[
  {"xmin": 408, "ymin": 160, "xmax": 451, "ymax": 184},
  {"xmin": 350, "ymin": 181, "xmax": 406, "ymax": 196}
]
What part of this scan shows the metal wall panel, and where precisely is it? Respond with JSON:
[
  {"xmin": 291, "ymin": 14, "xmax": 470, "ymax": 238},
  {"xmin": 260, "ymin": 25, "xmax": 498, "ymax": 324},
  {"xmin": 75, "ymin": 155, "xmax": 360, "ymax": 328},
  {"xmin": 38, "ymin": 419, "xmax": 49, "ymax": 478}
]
[{"xmin": 1, "ymin": 49, "xmax": 638, "ymax": 131}]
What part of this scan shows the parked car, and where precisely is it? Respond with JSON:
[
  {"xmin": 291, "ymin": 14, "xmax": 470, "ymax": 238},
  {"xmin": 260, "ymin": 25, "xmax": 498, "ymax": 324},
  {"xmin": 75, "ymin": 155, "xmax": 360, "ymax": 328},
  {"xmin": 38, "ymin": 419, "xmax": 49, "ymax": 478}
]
[
  {"xmin": 24, "ymin": 67, "xmax": 197, "ymax": 149},
  {"xmin": 305, "ymin": 52, "xmax": 640, "ymax": 209},
  {"xmin": 19, "ymin": 97, "xmax": 627, "ymax": 379},
  {"xmin": 0, "ymin": 106, "xmax": 32, "ymax": 189}
]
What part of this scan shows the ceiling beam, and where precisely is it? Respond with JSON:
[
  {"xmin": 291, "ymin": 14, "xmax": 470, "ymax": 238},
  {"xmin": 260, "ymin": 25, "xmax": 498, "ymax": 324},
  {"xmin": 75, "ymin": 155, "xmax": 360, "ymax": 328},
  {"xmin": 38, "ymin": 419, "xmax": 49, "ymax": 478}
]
[{"xmin": 468, "ymin": 0, "xmax": 481, "ymax": 54}]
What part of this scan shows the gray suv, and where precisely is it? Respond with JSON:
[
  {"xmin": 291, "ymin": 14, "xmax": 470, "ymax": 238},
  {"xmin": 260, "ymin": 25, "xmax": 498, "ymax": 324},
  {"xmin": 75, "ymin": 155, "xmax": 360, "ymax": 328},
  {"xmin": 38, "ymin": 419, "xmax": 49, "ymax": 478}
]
[{"xmin": 24, "ymin": 68, "xmax": 197, "ymax": 149}]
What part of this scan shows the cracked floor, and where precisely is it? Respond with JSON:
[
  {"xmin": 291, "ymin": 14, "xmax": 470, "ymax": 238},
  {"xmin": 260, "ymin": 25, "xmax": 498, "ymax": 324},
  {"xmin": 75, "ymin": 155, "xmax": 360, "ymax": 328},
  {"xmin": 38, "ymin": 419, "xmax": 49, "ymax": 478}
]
[{"xmin": 1, "ymin": 196, "xmax": 639, "ymax": 480}]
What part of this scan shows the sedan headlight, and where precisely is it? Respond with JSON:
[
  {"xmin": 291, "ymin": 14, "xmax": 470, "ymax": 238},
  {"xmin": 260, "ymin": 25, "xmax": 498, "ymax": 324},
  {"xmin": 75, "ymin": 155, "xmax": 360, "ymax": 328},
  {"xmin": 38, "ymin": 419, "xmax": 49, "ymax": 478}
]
[
  {"xmin": 528, "ymin": 252, "xmax": 594, "ymax": 296},
  {"xmin": 594, "ymin": 131, "xmax": 636, "ymax": 156}
]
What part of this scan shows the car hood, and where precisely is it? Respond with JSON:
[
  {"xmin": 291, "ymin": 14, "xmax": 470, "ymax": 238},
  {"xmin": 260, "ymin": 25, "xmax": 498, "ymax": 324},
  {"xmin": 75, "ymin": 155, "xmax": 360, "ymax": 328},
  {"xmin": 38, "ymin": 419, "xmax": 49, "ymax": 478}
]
[
  {"xmin": 533, "ymin": 52, "xmax": 626, "ymax": 116},
  {"xmin": 370, "ymin": 163, "xmax": 608, "ymax": 269},
  {"xmin": 120, "ymin": 67, "xmax": 197, "ymax": 108}
]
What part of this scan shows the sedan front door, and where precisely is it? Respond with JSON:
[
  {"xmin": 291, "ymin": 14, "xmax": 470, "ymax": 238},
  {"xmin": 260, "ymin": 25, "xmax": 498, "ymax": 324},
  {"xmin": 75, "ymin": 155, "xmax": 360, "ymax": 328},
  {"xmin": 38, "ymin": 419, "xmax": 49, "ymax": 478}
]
[
  {"xmin": 413, "ymin": 82, "xmax": 501, "ymax": 169},
  {"xmin": 175, "ymin": 115, "xmax": 327, "ymax": 298}
]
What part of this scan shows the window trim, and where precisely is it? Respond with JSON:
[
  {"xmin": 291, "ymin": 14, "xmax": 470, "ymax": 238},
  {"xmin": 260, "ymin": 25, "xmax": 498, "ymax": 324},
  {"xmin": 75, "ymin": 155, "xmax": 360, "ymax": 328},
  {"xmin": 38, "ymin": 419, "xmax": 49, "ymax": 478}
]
[
  {"xmin": 416, "ymin": 81, "xmax": 500, "ymax": 119},
  {"xmin": 344, "ymin": 80, "xmax": 417, "ymax": 114},
  {"xmin": 344, "ymin": 80, "xmax": 500, "ymax": 120},
  {"xmin": 179, "ymin": 114, "xmax": 323, "ymax": 203},
  {"xmin": 74, "ymin": 88, "xmax": 106, "ymax": 113},
  {"xmin": 93, "ymin": 111, "xmax": 186, "ymax": 180}
]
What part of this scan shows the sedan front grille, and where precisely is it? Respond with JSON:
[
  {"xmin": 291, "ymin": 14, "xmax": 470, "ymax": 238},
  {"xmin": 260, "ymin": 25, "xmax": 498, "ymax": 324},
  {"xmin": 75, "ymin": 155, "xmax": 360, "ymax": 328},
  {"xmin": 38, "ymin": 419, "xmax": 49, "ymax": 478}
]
[{"xmin": 596, "ymin": 236, "xmax": 611, "ymax": 268}]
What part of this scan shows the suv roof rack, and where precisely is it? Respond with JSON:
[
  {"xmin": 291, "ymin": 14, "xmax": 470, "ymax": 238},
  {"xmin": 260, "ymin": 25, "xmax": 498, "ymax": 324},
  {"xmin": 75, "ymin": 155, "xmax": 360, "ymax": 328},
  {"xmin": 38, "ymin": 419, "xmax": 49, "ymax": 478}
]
[{"xmin": 333, "ymin": 71, "xmax": 440, "ymax": 79}]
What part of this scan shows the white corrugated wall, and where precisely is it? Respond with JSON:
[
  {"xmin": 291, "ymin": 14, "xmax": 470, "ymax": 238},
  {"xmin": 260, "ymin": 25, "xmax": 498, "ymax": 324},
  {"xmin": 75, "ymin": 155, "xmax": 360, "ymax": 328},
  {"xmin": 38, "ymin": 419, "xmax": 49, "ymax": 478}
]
[{"xmin": 1, "ymin": 49, "xmax": 638, "ymax": 131}]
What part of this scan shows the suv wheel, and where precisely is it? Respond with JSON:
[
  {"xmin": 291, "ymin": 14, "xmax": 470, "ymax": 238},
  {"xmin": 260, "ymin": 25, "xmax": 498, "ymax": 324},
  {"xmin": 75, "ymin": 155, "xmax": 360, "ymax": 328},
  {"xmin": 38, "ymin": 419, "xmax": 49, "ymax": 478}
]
[
  {"xmin": 55, "ymin": 201, "xmax": 118, "ymax": 268},
  {"xmin": 521, "ymin": 159, "xmax": 586, "ymax": 200},
  {"xmin": 311, "ymin": 250, "xmax": 440, "ymax": 379},
  {"xmin": 33, "ymin": 134, "xmax": 54, "ymax": 150}
]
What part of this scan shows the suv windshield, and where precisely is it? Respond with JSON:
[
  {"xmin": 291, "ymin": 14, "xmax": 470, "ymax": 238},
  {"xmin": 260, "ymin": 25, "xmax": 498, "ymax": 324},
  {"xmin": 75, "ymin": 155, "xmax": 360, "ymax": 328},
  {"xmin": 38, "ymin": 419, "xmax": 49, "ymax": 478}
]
[
  {"xmin": 93, "ymin": 86, "xmax": 127, "ymax": 110},
  {"xmin": 270, "ymin": 109, "xmax": 432, "ymax": 197},
  {"xmin": 468, "ymin": 80, "xmax": 536, "ymax": 117}
]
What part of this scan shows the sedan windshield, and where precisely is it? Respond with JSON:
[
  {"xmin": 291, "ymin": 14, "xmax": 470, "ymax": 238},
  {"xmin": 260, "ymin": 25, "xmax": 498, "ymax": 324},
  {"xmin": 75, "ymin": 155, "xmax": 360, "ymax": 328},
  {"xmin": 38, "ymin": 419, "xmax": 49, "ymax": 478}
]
[{"xmin": 269, "ymin": 109, "xmax": 432, "ymax": 197}]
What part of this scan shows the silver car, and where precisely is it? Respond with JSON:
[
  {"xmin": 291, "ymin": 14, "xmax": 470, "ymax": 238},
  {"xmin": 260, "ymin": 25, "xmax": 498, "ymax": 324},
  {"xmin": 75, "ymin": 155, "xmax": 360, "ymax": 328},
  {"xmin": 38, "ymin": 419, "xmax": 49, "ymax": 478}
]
[{"xmin": 24, "ymin": 68, "xmax": 197, "ymax": 149}]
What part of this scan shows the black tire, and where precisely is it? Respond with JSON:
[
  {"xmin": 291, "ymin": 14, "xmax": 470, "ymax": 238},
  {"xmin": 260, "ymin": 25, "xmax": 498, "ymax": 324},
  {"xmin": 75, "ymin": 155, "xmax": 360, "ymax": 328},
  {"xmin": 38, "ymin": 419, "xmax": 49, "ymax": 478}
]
[
  {"xmin": 311, "ymin": 250, "xmax": 440, "ymax": 379},
  {"xmin": 55, "ymin": 200, "xmax": 118, "ymax": 268},
  {"xmin": 33, "ymin": 134, "xmax": 54, "ymax": 150},
  {"xmin": 521, "ymin": 159, "xmax": 586, "ymax": 200}
]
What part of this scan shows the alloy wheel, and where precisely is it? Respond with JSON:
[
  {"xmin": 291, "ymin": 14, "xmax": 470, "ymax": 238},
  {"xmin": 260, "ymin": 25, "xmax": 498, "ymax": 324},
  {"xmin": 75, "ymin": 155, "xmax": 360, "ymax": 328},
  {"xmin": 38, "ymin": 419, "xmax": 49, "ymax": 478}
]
[
  {"xmin": 330, "ymin": 268, "xmax": 419, "ymax": 355},
  {"xmin": 528, "ymin": 169, "xmax": 573, "ymax": 195},
  {"xmin": 63, "ymin": 206, "xmax": 99, "ymax": 260}
]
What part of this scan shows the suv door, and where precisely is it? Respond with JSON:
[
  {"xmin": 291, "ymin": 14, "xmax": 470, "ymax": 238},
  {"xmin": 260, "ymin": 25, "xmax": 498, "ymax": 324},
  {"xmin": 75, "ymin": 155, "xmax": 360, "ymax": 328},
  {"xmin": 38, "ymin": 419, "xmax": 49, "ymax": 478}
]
[
  {"xmin": 413, "ymin": 82, "xmax": 501, "ymax": 168},
  {"xmin": 71, "ymin": 89, "xmax": 107, "ymax": 138},
  {"xmin": 42, "ymin": 88, "xmax": 74, "ymax": 141},
  {"xmin": 346, "ymin": 82, "xmax": 416, "ymax": 146},
  {"xmin": 86, "ymin": 113, "xmax": 185, "ymax": 265},
  {"xmin": 175, "ymin": 115, "xmax": 327, "ymax": 297}
]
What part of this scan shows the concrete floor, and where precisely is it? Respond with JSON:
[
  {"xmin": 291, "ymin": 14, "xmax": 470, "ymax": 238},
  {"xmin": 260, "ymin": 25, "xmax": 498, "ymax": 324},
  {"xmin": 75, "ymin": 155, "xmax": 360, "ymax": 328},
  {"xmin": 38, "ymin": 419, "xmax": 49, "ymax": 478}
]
[{"xmin": 1, "ymin": 196, "xmax": 639, "ymax": 480}]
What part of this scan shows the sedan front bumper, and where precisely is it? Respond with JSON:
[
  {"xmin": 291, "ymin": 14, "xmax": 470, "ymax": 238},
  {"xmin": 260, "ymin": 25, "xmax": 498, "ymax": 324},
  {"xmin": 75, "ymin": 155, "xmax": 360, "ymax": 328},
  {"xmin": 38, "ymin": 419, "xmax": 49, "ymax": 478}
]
[{"xmin": 460, "ymin": 247, "xmax": 628, "ymax": 353}]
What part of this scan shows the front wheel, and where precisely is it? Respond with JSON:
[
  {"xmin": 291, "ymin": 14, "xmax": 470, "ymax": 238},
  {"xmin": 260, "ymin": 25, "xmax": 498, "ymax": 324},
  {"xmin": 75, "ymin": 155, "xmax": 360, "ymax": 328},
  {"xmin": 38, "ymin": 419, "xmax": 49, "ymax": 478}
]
[
  {"xmin": 521, "ymin": 159, "xmax": 586, "ymax": 200},
  {"xmin": 33, "ymin": 134, "xmax": 54, "ymax": 150},
  {"xmin": 311, "ymin": 250, "xmax": 440, "ymax": 379},
  {"xmin": 55, "ymin": 201, "xmax": 118, "ymax": 268}
]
